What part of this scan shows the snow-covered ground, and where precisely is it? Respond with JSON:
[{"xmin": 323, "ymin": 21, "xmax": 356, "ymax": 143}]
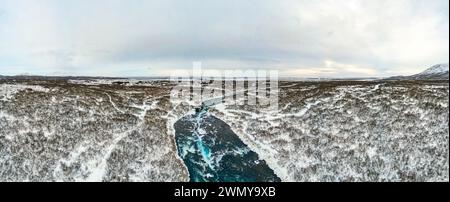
[
  {"xmin": 209, "ymin": 81, "xmax": 449, "ymax": 182},
  {"xmin": 0, "ymin": 79, "xmax": 448, "ymax": 182},
  {"xmin": 0, "ymin": 84, "xmax": 49, "ymax": 101},
  {"xmin": 0, "ymin": 80, "xmax": 187, "ymax": 182}
]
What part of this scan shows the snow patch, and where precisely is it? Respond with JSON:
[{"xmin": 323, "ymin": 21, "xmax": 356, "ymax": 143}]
[{"xmin": 0, "ymin": 84, "xmax": 49, "ymax": 101}]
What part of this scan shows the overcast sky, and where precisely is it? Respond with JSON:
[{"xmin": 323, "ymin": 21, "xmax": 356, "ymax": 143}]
[{"xmin": 0, "ymin": 0, "xmax": 448, "ymax": 77}]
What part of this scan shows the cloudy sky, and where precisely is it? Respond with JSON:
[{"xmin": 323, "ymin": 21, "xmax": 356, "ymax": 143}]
[{"xmin": 0, "ymin": 0, "xmax": 448, "ymax": 77}]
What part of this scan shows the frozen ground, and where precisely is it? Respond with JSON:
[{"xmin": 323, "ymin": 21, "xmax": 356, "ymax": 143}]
[
  {"xmin": 0, "ymin": 78, "xmax": 188, "ymax": 182},
  {"xmin": 0, "ymin": 78, "xmax": 448, "ymax": 182},
  {"xmin": 211, "ymin": 80, "xmax": 449, "ymax": 181}
]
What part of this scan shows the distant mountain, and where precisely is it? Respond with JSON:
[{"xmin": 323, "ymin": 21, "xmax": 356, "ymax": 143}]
[
  {"xmin": 387, "ymin": 63, "xmax": 449, "ymax": 80},
  {"xmin": 412, "ymin": 63, "xmax": 449, "ymax": 80},
  {"xmin": 418, "ymin": 63, "xmax": 449, "ymax": 75}
]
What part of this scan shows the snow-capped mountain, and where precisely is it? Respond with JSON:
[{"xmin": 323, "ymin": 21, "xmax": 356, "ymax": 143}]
[
  {"xmin": 387, "ymin": 63, "xmax": 449, "ymax": 80},
  {"xmin": 414, "ymin": 63, "xmax": 449, "ymax": 78}
]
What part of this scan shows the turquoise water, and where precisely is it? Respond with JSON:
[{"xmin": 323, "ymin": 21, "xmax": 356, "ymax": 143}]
[{"xmin": 174, "ymin": 106, "xmax": 281, "ymax": 182}]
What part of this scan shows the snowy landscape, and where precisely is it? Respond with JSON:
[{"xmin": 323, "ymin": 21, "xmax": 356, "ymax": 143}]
[
  {"xmin": 0, "ymin": 64, "xmax": 448, "ymax": 182},
  {"xmin": 0, "ymin": 0, "xmax": 449, "ymax": 183}
]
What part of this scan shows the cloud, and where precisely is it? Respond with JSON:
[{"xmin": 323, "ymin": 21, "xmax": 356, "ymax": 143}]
[
  {"xmin": 0, "ymin": 0, "xmax": 448, "ymax": 77},
  {"xmin": 324, "ymin": 60, "xmax": 377, "ymax": 75},
  {"xmin": 281, "ymin": 60, "xmax": 378, "ymax": 78}
]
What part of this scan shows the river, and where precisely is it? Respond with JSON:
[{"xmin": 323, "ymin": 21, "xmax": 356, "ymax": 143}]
[{"xmin": 174, "ymin": 105, "xmax": 281, "ymax": 182}]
